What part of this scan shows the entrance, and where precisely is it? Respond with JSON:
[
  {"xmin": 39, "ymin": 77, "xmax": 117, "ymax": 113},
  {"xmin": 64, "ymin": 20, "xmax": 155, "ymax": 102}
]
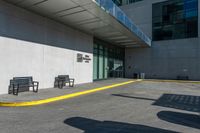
[{"xmin": 93, "ymin": 40, "xmax": 124, "ymax": 80}]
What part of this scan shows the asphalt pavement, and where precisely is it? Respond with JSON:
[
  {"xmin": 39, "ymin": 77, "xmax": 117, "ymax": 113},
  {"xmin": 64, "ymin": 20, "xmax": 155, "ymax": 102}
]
[{"xmin": 0, "ymin": 79, "xmax": 200, "ymax": 133}]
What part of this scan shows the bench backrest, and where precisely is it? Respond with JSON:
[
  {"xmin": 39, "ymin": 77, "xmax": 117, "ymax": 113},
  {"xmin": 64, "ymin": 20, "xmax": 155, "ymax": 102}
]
[
  {"xmin": 58, "ymin": 75, "xmax": 70, "ymax": 81},
  {"xmin": 12, "ymin": 77, "xmax": 33, "ymax": 85}
]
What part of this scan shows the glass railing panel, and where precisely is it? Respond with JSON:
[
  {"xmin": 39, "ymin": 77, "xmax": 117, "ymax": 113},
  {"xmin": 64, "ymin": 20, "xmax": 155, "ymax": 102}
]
[
  {"xmin": 125, "ymin": 16, "xmax": 132, "ymax": 29},
  {"xmin": 115, "ymin": 7, "xmax": 125, "ymax": 24},
  {"xmin": 94, "ymin": 0, "xmax": 151, "ymax": 46}
]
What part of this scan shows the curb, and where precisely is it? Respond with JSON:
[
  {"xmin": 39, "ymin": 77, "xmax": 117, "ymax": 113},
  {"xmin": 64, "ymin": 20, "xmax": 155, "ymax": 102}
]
[
  {"xmin": 143, "ymin": 79, "xmax": 200, "ymax": 84},
  {"xmin": 0, "ymin": 80, "xmax": 141, "ymax": 107}
]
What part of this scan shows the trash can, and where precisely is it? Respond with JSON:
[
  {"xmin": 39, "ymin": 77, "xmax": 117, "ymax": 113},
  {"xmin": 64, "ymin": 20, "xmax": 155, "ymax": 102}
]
[
  {"xmin": 133, "ymin": 73, "xmax": 139, "ymax": 79},
  {"xmin": 140, "ymin": 73, "xmax": 145, "ymax": 79}
]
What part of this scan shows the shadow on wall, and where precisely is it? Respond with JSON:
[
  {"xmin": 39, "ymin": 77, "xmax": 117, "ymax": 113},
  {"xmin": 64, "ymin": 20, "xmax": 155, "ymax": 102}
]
[
  {"xmin": 64, "ymin": 117, "xmax": 179, "ymax": 133},
  {"xmin": 0, "ymin": 28, "xmax": 93, "ymax": 54},
  {"xmin": 0, "ymin": 1, "xmax": 93, "ymax": 54},
  {"xmin": 157, "ymin": 111, "xmax": 200, "ymax": 129}
]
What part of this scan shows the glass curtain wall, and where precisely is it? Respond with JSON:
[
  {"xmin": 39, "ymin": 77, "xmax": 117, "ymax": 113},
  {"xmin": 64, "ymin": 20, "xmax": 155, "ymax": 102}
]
[
  {"xmin": 93, "ymin": 40, "xmax": 125, "ymax": 81},
  {"xmin": 153, "ymin": 0, "xmax": 198, "ymax": 41},
  {"xmin": 112, "ymin": 0, "xmax": 143, "ymax": 6},
  {"xmin": 112, "ymin": 0, "xmax": 122, "ymax": 6}
]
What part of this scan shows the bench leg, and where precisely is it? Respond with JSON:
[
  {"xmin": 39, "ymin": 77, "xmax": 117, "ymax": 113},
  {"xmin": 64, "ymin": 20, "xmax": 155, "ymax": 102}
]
[
  {"xmin": 58, "ymin": 81, "xmax": 61, "ymax": 89},
  {"xmin": 13, "ymin": 91, "xmax": 18, "ymax": 96},
  {"xmin": 61, "ymin": 81, "xmax": 65, "ymax": 89},
  {"xmin": 13, "ymin": 85, "xmax": 19, "ymax": 96},
  {"xmin": 58, "ymin": 81, "xmax": 63, "ymax": 89},
  {"xmin": 35, "ymin": 84, "xmax": 39, "ymax": 92},
  {"xmin": 32, "ymin": 86, "xmax": 36, "ymax": 93},
  {"xmin": 8, "ymin": 86, "xmax": 12, "ymax": 94},
  {"xmin": 33, "ymin": 85, "xmax": 39, "ymax": 93},
  {"xmin": 69, "ymin": 81, "xmax": 74, "ymax": 87}
]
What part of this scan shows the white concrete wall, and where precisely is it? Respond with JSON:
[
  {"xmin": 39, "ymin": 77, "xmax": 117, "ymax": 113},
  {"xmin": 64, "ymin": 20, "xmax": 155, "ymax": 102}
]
[{"xmin": 0, "ymin": 1, "xmax": 93, "ymax": 94}]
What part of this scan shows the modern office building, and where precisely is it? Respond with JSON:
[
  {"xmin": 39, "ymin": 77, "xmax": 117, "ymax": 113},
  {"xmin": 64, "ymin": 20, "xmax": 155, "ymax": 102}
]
[
  {"xmin": 0, "ymin": 0, "xmax": 198, "ymax": 94},
  {"xmin": 120, "ymin": 0, "xmax": 199, "ymax": 80}
]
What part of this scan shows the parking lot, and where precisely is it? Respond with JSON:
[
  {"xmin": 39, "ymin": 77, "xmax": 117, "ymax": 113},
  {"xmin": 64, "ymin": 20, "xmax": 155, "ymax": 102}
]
[{"xmin": 0, "ymin": 79, "xmax": 200, "ymax": 133}]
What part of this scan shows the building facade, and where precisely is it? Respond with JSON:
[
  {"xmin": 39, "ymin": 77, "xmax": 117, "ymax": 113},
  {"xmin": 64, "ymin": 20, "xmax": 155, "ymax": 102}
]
[
  {"xmin": 0, "ymin": 1, "xmax": 94, "ymax": 94},
  {"xmin": 120, "ymin": 0, "xmax": 200, "ymax": 80},
  {"xmin": 0, "ymin": 0, "xmax": 198, "ymax": 94},
  {"xmin": 0, "ymin": 0, "xmax": 151, "ymax": 94}
]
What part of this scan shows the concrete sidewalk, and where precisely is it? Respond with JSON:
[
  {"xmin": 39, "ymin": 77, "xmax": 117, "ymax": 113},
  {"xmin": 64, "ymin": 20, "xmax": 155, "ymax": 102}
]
[{"xmin": 0, "ymin": 78, "xmax": 134, "ymax": 103}]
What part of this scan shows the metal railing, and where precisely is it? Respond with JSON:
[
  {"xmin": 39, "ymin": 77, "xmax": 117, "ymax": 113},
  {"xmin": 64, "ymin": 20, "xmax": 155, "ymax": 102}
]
[{"xmin": 94, "ymin": 0, "xmax": 151, "ymax": 46}]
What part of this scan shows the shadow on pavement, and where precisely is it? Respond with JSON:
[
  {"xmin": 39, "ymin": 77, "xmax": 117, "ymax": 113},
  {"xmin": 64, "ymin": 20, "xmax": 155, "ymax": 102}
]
[
  {"xmin": 153, "ymin": 94, "xmax": 200, "ymax": 113},
  {"xmin": 157, "ymin": 111, "xmax": 200, "ymax": 129},
  {"xmin": 112, "ymin": 93, "xmax": 200, "ymax": 113},
  {"xmin": 112, "ymin": 94, "xmax": 156, "ymax": 101},
  {"xmin": 64, "ymin": 117, "xmax": 179, "ymax": 133}
]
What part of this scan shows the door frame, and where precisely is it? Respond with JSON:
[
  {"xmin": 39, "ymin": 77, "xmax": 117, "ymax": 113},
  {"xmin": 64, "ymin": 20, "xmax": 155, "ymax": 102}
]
[{"xmin": 93, "ymin": 39, "xmax": 125, "ymax": 81}]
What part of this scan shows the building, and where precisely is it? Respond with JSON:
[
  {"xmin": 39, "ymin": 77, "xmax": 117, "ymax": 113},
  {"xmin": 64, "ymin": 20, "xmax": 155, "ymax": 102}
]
[
  {"xmin": 0, "ymin": 0, "xmax": 198, "ymax": 94},
  {"xmin": 119, "ymin": 0, "xmax": 200, "ymax": 80}
]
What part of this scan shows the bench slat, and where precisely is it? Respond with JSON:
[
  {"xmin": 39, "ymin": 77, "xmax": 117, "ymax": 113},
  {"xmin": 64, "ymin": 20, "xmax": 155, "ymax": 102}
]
[{"xmin": 9, "ymin": 76, "xmax": 39, "ymax": 95}]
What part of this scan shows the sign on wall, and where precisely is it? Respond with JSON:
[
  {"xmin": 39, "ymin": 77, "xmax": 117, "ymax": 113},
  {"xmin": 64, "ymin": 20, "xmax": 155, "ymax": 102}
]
[{"xmin": 77, "ymin": 53, "xmax": 91, "ymax": 63}]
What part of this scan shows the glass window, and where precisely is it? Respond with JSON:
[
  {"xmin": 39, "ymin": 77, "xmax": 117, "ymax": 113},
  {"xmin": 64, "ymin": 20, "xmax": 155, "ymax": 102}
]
[
  {"xmin": 93, "ymin": 43, "xmax": 98, "ymax": 80},
  {"xmin": 93, "ymin": 53, "xmax": 98, "ymax": 80},
  {"xmin": 98, "ymin": 45, "xmax": 104, "ymax": 79},
  {"xmin": 112, "ymin": 0, "xmax": 122, "ymax": 6},
  {"xmin": 93, "ymin": 40, "xmax": 125, "ymax": 80},
  {"xmin": 112, "ymin": 0, "xmax": 143, "ymax": 6},
  {"xmin": 152, "ymin": 0, "xmax": 198, "ymax": 41}
]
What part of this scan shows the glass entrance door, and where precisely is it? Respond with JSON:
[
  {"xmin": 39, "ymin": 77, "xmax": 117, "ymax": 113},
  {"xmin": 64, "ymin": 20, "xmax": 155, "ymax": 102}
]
[
  {"xmin": 98, "ymin": 45, "xmax": 104, "ymax": 79},
  {"xmin": 104, "ymin": 47, "xmax": 108, "ymax": 79},
  {"xmin": 93, "ymin": 43, "xmax": 109, "ymax": 80},
  {"xmin": 108, "ymin": 48, "xmax": 124, "ymax": 78},
  {"xmin": 93, "ymin": 40, "xmax": 124, "ymax": 81}
]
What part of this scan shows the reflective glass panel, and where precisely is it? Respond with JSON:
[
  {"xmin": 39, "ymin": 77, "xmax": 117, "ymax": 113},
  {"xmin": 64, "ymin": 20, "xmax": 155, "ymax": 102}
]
[{"xmin": 152, "ymin": 0, "xmax": 198, "ymax": 41}]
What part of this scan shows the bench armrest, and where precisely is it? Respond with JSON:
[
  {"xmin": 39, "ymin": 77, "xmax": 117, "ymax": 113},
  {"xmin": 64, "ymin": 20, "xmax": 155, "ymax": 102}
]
[
  {"xmin": 68, "ymin": 78, "xmax": 75, "ymax": 87},
  {"xmin": 69, "ymin": 78, "xmax": 75, "ymax": 81},
  {"xmin": 32, "ymin": 81, "xmax": 39, "ymax": 92},
  {"xmin": 32, "ymin": 81, "xmax": 39, "ymax": 85}
]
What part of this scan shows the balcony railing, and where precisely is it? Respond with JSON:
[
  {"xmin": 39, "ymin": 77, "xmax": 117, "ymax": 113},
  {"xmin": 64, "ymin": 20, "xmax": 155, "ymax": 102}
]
[{"xmin": 94, "ymin": 0, "xmax": 151, "ymax": 46}]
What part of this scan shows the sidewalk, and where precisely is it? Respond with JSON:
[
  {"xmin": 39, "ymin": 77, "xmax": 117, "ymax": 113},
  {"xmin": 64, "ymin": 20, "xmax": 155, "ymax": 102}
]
[{"xmin": 0, "ymin": 78, "xmax": 134, "ymax": 103}]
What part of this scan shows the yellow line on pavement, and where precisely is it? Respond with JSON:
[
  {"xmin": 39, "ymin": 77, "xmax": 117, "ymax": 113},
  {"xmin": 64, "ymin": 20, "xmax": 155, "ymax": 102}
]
[{"xmin": 0, "ymin": 80, "xmax": 141, "ymax": 107}]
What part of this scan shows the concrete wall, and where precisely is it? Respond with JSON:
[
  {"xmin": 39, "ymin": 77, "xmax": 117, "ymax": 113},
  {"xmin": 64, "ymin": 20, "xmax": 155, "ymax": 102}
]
[
  {"xmin": 0, "ymin": 1, "xmax": 93, "ymax": 94},
  {"xmin": 121, "ymin": 0, "xmax": 200, "ymax": 80}
]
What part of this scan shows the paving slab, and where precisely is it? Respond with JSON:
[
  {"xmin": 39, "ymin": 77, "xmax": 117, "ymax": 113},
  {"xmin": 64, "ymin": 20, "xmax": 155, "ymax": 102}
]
[{"xmin": 0, "ymin": 78, "xmax": 133, "ymax": 102}]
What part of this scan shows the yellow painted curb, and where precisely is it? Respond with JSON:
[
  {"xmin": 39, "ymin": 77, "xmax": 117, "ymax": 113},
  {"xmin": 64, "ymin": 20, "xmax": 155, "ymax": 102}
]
[
  {"xmin": 0, "ymin": 80, "xmax": 141, "ymax": 107},
  {"xmin": 144, "ymin": 79, "xmax": 200, "ymax": 84}
]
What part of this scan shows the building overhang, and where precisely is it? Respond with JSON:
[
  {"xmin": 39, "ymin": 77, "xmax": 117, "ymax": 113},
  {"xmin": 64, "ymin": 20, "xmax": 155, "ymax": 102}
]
[{"xmin": 4, "ymin": 0, "xmax": 151, "ymax": 47}]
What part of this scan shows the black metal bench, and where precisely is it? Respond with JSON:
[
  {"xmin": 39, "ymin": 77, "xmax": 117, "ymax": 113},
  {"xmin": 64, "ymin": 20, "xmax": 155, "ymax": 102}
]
[
  {"xmin": 8, "ymin": 77, "xmax": 39, "ymax": 95},
  {"xmin": 54, "ymin": 75, "xmax": 75, "ymax": 89}
]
